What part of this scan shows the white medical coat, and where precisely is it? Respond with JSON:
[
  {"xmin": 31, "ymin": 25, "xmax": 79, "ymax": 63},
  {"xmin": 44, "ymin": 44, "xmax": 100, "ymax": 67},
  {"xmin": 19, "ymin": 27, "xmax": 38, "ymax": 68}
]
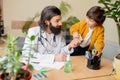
[{"xmin": 22, "ymin": 26, "xmax": 73, "ymax": 63}]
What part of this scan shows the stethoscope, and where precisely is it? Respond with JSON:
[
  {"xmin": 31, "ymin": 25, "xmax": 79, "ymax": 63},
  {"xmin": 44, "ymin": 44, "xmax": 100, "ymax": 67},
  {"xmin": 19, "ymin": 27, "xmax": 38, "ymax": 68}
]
[{"xmin": 37, "ymin": 27, "xmax": 57, "ymax": 53}]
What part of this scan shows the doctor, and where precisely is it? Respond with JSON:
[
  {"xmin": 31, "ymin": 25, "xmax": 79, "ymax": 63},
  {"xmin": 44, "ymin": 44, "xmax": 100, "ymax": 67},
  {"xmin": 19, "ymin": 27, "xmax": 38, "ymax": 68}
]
[{"xmin": 22, "ymin": 6, "xmax": 80, "ymax": 63}]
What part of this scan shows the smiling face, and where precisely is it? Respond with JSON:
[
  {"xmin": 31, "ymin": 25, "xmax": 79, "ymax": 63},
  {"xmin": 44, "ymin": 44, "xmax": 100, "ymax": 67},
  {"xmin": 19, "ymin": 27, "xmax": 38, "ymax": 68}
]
[{"xmin": 86, "ymin": 17, "xmax": 98, "ymax": 29}]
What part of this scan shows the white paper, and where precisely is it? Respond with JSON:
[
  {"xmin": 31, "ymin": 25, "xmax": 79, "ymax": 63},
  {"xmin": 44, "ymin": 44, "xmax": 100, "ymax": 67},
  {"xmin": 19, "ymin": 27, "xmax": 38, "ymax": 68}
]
[
  {"xmin": 20, "ymin": 57, "xmax": 64, "ymax": 70},
  {"xmin": 31, "ymin": 62, "xmax": 64, "ymax": 70},
  {"xmin": 40, "ymin": 62, "xmax": 64, "ymax": 70},
  {"xmin": 30, "ymin": 62, "xmax": 64, "ymax": 70},
  {"xmin": 30, "ymin": 63, "xmax": 43, "ymax": 70}
]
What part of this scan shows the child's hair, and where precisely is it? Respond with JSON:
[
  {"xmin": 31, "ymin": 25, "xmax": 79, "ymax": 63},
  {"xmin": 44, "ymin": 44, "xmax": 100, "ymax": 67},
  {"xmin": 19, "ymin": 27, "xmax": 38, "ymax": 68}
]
[{"xmin": 86, "ymin": 6, "xmax": 106, "ymax": 25}]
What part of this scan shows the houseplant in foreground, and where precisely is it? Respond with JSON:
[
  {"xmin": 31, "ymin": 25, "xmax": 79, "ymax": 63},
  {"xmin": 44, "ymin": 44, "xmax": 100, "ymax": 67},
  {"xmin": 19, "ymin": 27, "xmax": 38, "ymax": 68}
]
[
  {"xmin": 113, "ymin": 54, "xmax": 120, "ymax": 80},
  {"xmin": 98, "ymin": 0, "xmax": 120, "ymax": 79},
  {"xmin": 0, "ymin": 34, "xmax": 34, "ymax": 80},
  {"xmin": 98, "ymin": 0, "xmax": 120, "ymax": 45}
]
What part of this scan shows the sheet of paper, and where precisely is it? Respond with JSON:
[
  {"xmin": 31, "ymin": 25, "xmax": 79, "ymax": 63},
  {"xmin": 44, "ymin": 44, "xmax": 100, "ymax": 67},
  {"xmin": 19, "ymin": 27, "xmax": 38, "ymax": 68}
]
[
  {"xmin": 20, "ymin": 57, "xmax": 65, "ymax": 70},
  {"xmin": 31, "ymin": 63, "xmax": 43, "ymax": 70},
  {"xmin": 39, "ymin": 62, "xmax": 65, "ymax": 70}
]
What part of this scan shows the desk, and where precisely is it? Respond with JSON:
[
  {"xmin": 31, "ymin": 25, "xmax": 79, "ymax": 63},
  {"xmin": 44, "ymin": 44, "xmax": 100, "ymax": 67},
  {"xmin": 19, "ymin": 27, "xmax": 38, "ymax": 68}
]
[{"xmin": 42, "ymin": 56, "xmax": 115, "ymax": 80}]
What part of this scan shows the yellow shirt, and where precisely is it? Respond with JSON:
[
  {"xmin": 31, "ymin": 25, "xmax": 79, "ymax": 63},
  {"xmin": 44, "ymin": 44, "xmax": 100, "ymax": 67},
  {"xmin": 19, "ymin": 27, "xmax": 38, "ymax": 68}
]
[{"xmin": 70, "ymin": 19, "xmax": 104, "ymax": 52}]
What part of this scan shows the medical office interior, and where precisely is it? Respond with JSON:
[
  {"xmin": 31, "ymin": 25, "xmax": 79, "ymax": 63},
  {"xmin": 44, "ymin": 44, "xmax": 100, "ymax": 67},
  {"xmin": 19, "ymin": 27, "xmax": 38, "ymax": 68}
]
[
  {"xmin": 0, "ymin": 0, "xmax": 120, "ymax": 80},
  {"xmin": 0, "ymin": 0, "xmax": 120, "ymax": 61}
]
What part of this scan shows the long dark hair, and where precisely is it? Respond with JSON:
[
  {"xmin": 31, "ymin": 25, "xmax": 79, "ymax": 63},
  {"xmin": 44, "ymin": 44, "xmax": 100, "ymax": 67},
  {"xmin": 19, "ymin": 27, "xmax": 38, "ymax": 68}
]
[
  {"xmin": 86, "ymin": 6, "xmax": 106, "ymax": 25},
  {"xmin": 38, "ymin": 6, "xmax": 61, "ymax": 30}
]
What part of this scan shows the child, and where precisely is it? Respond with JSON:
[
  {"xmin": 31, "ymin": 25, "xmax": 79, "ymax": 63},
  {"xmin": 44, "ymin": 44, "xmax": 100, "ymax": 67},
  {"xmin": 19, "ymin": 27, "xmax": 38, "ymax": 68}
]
[{"xmin": 70, "ymin": 6, "xmax": 106, "ymax": 56}]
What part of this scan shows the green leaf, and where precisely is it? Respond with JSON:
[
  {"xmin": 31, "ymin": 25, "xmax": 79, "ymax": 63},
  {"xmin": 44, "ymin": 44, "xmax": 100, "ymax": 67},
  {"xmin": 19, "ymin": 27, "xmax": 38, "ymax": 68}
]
[
  {"xmin": 22, "ymin": 13, "xmax": 40, "ymax": 34},
  {"xmin": 13, "ymin": 62, "xmax": 23, "ymax": 73},
  {"xmin": 59, "ymin": 1, "xmax": 71, "ymax": 17},
  {"xmin": 112, "ymin": 11, "xmax": 120, "ymax": 16},
  {"xmin": 27, "ymin": 65, "xmax": 34, "ymax": 71},
  {"xmin": 62, "ymin": 16, "xmax": 80, "ymax": 31},
  {"xmin": 15, "ymin": 51, "xmax": 21, "ymax": 60},
  {"xmin": 98, "ymin": 0, "xmax": 111, "ymax": 3},
  {"xmin": 106, "ymin": 0, "xmax": 111, "ymax": 2},
  {"xmin": 30, "ymin": 35, "xmax": 35, "ymax": 41}
]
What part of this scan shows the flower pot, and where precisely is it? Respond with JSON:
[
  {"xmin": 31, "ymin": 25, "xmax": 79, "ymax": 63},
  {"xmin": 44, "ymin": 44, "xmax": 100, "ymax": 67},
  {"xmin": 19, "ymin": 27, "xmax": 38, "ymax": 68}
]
[
  {"xmin": 114, "ymin": 54, "xmax": 120, "ymax": 80},
  {"xmin": 25, "ymin": 73, "xmax": 32, "ymax": 80},
  {"xmin": 0, "ymin": 72, "xmax": 32, "ymax": 80}
]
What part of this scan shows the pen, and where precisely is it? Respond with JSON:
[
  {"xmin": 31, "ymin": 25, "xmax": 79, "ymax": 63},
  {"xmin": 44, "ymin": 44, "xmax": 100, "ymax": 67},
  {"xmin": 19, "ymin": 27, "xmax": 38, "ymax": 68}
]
[
  {"xmin": 89, "ymin": 53, "xmax": 92, "ymax": 59},
  {"xmin": 37, "ymin": 73, "xmax": 43, "ymax": 78},
  {"xmin": 33, "ymin": 74, "xmax": 39, "ymax": 80},
  {"xmin": 41, "ymin": 73, "xmax": 47, "ymax": 78}
]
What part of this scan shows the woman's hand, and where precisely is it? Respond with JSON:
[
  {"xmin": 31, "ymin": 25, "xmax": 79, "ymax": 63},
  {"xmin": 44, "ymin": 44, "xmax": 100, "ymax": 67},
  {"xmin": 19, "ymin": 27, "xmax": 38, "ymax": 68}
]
[{"xmin": 54, "ymin": 53, "xmax": 67, "ymax": 62}]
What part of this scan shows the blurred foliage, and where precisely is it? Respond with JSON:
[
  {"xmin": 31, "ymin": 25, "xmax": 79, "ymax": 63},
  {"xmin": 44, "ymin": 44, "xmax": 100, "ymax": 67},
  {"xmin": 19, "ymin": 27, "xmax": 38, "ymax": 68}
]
[
  {"xmin": 98, "ymin": 0, "xmax": 120, "ymax": 45},
  {"xmin": 0, "ymin": 34, "xmax": 35, "ymax": 79},
  {"xmin": 59, "ymin": 1, "xmax": 71, "ymax": 17},
  {"xmin": 22, "ymin": 13, "xmax": 40, "ymax": 34},
  {"xmin": 62, "ymin": 16, "xmax": 79, "ymax": 30},
  {"xmin": 59, "ymin": 1, "xmax": 80, "ymax": 31}
]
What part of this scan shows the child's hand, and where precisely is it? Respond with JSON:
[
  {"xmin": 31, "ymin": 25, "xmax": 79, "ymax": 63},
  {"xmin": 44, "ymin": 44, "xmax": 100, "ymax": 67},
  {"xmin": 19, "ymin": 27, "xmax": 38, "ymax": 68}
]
[
  {"xmin": 68, "ymin": 38, "xmax": 82, "ymax": 50},
  {"xmin": 73, "ymin": 32, "xmax": 83, "ymax": 41},
  {"xmin": 73, "ymin": 32, "xmax": 80, "ymax": 39}
]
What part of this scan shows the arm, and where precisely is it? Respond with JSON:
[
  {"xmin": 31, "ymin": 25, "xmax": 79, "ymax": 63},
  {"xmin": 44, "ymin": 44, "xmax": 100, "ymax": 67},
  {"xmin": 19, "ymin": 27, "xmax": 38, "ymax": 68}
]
[
  {"xmin": 70, "ymin": 20, "xmax": 85, "ymax": 41},
  {"xmin": 96, "ymin": 27, "xmax": 104, "ymax": 52},
  {"xmin": 70, "ymin": 22, "xmax": 81, "ymax": 35},
  {"xmin": 61, "ymin": 38, "xmax": 81, "ymax": 54}
]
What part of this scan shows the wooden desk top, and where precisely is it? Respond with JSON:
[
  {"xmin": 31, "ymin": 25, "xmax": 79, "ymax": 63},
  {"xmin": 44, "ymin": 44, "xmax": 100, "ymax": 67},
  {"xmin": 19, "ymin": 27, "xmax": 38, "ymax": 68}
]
[{"xmin": 42, "ymin": 56, "xmax": 115, "ymax": 80}]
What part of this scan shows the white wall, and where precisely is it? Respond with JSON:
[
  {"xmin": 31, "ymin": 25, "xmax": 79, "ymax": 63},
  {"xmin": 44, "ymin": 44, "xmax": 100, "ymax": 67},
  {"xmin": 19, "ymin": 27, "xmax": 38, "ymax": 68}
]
[
  {"xmin": 3, "ymin": 0, "xmax": 99, "ymax": 36},
  {"xmin": 0, "ymin": 0, "xmax": 3, "ymax": 20},
  {"xmin": 3, "ymin": 0, "xmax": 120, "ymax": 59},
  {"xmin": 3, "ymin": 0, "xmax": 118, "ymax": 41}
]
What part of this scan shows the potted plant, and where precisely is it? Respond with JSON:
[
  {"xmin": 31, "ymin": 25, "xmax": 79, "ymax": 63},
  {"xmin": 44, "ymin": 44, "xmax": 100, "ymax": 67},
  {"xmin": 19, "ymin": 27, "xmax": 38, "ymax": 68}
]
[
  {"xmin": 0, "ymin": 34, "xmax": 34, "ymax": 80},
  {"xmin": 98, "ymin": 0, "xmax": 120, "ymax": 79},
  {"xmin": 98, "ymin": 0, "xmax": 120, "ymax": 45},
  {"xmin": 113, "ymin": 54, "xmax": 120, "ymax": 80}
]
